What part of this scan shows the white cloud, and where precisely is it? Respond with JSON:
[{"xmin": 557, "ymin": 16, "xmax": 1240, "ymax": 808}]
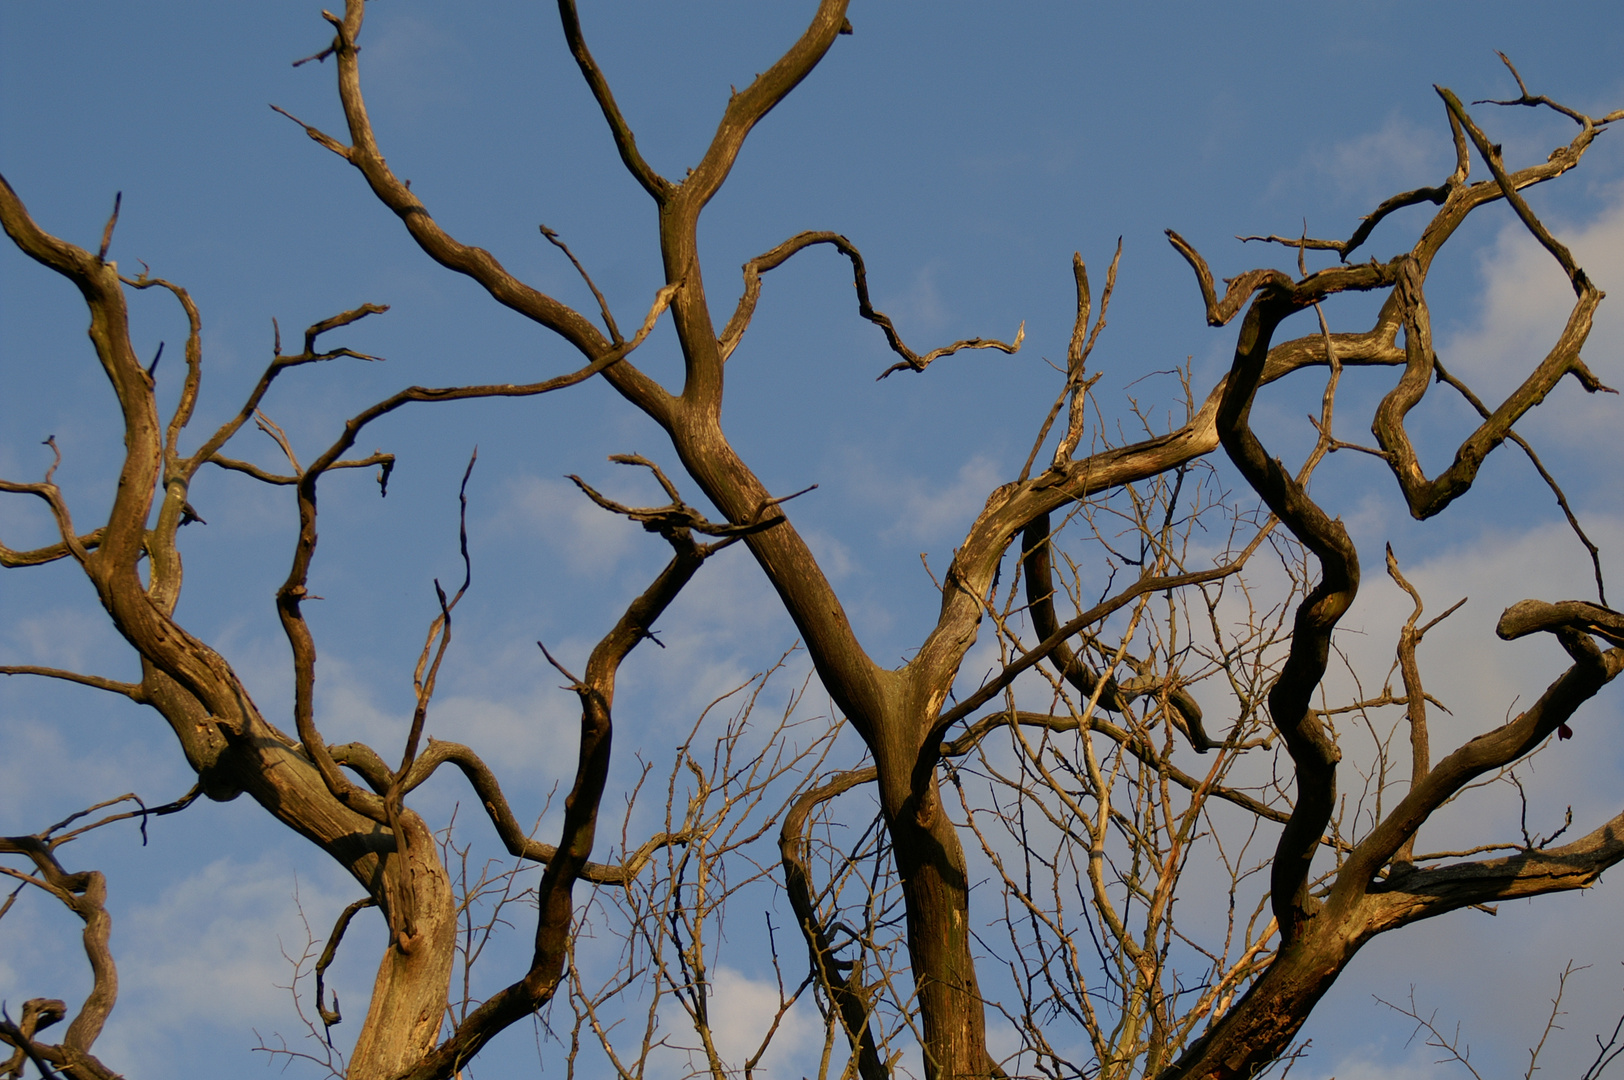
[
  {"xmin": 1438, "ymin": 183, "xmax": 1624, "ymax": 448},
  {"xmin": 881, "ymin": 263, "xmax": 950, "ymax": 335},
  {"xmin": 1323, "ymin": 113, "xmax": 1452, "ymax": 204},
  {"xmin": 867, "ymin": 454, "xmax": 1004, "ymax": 545},
  {"xmin": 1326, "ymin": 1042, "xmax": 1458, "ymax": 1080},
  {"xmin": 655, "ymin": 964, "xmax": 821, "ymax": 1079},
  {"xmin": 4, "ymin": 605, "xmax": 126, "ymax": 674},
  {"xmin": 1273, "ymin": 112, "xmax": 1453, "ymax": 211},
  {"xmin": 491, "ymin": 473, "xmax": 641, "ymax": 574},
  {"xmin": 81, "ymin": 854, "xmax": 369, "ymax": 1078},
  {"xmin": 0, "ymin": 716, "xmax": 182, "ymax": 826},
  {"xmin": 804, "ymin": 527, "xmax": 856, "ymax": 581}
]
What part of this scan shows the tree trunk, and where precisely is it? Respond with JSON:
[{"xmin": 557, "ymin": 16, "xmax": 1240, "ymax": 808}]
[
  {"xmin": 347, "ymin": 809, "xmax": 456, "ymax": 1080},
  {"xmin": 885, "ymin": 769, "xmax": 998, "ymax": 1080}
]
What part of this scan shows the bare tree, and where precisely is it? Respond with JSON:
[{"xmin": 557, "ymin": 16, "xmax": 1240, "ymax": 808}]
[{"xmin": 2, "ymin": 6, "xmax": 1622, "ymax": 1080}]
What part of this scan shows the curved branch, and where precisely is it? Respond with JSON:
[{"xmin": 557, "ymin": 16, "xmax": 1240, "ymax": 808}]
[
  {"xmin": 122, "ymin": 271, "xmax": 203, "ymax": 471},
  {"xmin": 679, "ymin": 0, "xmax": 851, "ymax": 212},
  {"xmin": 1336, "ymin": 630, "xmax": 1622, "ymax": 903},
  {"xmin": 1372, "ymin": 802, "xmax": 1624, "ymax": 930},
  {"xmin": 1238, "ymin": 95, "xmax": 1465, "ymax": 263},
  {"xmin": 1238, "ymin": 169, "xmax": 1450, "ymax": 262},
  {"xmin": 394, "ymin": 526, "xmax": 717, "ymax": 1078},
  {"xmin": 315, "ymin": 896, "xmax": 377, "ymax": 1029},
  {"xmin": 1497, "ymin": 599, "xmax": 1624, "ymax": 647},
  {"xmin": 718, "ymin": 229, "xmax": 1023, "ymax": 376},
  {"xmin": 186, "ymin": 302, "xmax": 390, "ymax": 474},
  {"xmin": 207, "ymin": 451, "xmax": 392, "ymax": 487},
  {"xmin": 1432, "ymin": 357, "xmax": 1610, "ymax": 604},
  {"xmin": 1364, "ymin": 93, "xmax": 1612, "ymax": 522},
  {"xmin": 382, "ymin": 738, "xmax": 683, "ymax": 886},
  {"xmin": 0, "ymin": 666, "xmax": 144, "ymax": 701},
  {"xmin": 0, "ymin": 528, "xmax": 106, "ymax": 568},
  {"xmin": 1215, "ymin": 283, "xmax": 1359, "ymax": 943},
  {"xmin": 779, "ymin": 767, "xmax": 886, "ymax": 1080},
  {"xmin": 0, "ymin": 839, "xmax": 117, "ymax": 1070},
  {"xmin": 1165, "ymin": 231, "xmax": 1290, "ymax": 327},
  {"xmin": 272, "ymin": 284, "xmax": 681, "ymax": 825},
  {"xmin": 555, "ymin": 0, "xmax": 671, "ymax": 201},
  {"xmin": 1020, "ymin": 512, "xmax": 1212, "ymax": 752}
]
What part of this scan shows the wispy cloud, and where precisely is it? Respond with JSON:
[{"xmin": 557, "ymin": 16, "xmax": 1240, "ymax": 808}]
[
  {"xmin": 858, "ymin": 454, "xmax": 1004, "ymax": 545},
  {"xmin": 491, "ymin": 473, "xmax": 641, "ymax": 573},
  {"xmin": 1272, "ymin": 111, "xmax": 1453, "ymax": 211},
  {"xmin": 4, "ymin": 605, "xmax": 126, "ymax": 673},
  {"xmin": 90, "ymin": 855, "xmax": 365, "ymax": 1076},
  {"xmin": 879, "ymin": 262, "xmax": 950, "ymax": 336},
  {"xmin": 656, "ymin": 964, "xmax": 821, "ymax": 1079}
]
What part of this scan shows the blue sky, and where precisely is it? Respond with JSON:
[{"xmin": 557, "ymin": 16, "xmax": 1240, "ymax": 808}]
[{"xmin": 4, "ymin": 3, "xmax": 1624, "ymax": 1078}]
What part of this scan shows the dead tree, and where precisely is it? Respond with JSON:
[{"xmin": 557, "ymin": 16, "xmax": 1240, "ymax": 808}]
[{"xmin": 3, "ymin": 4, "xmax": 1622, "ymax": 1079}]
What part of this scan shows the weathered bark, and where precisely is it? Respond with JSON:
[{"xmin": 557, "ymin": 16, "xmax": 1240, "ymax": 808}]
[
  {"xmin": 884, "ymin": 768, "xmax": 1000, "ymax": 1080},
  {"xmin": 12, "ymin": 14, "xmax": 1621, "ymax": 1080}
]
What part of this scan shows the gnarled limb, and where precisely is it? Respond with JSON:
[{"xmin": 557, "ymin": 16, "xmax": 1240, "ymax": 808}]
[
  {"xmin": 0, "ymin": 792, "xmax": 195, "ymax": 1080},
  {"xmin": 1497, "ymin": 599, "xmax": 1624, "ymax": 647},
  {"xmin": 1368, "ymin": 89, "xmax": 1614, "ymax": 521},
  {"xmin": 780, "ymin": 767, "xmax": 887, "ymax": 1080},
  {"xmin": 1214, "ymin": 276, "xmax": 1357, "ymax": 943}
]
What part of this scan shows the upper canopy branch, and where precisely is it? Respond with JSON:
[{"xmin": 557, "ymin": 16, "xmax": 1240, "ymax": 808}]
[
  {"xmin": 122, "ymin": 271, "xmax": 204, "ymax": 474},
  {"xmin": 717, "ymin": 229, "xmax": 1024, "ymax": 375},
  {"xmin": 556, "ymin": 0, "xmax": 671, "ymax": 201},
  {"xmin": 1440, "ymin": 87, "xmax": 1591, "ymax": 295},
  {"xmin": 942, "ymin": 710, "xmax": 1291, "ymax": 831},
  {"xmin": 1239, "ymin": 103, "xmax": 1471, "ymax": 264},
  {"xmin": 186, "ymin": 302, "xmax": 390, "ymax": 476},
  {"xmin": 1474, "ymin": 51, "xmax": 1624, "ymax": 129},
  {"xmin": 0, "ymin": 446, "xmax": 93, "ymax": 570},
  {"xmin": 1165, "ymin": 232, "xmax": 1293, "ymax": 327},
  {"xmin": 1371, "ymin": 248, "xmax": 1605, "ymax": 521},
  {"xmin": 394, "ymin": 469, "xmax": 723, "ymax": 1079},
  {"xmin": 674, "ymin": 0, "xmax": 852, "ymax": 212},
  {"xmin": 569, "ymin": 452, "xmax": 810, "ymax": 546},
  {"xmin": 288, "ymin": 1, "xmax": 673, "ymax": 425},
  {"xmin": 0, "ymin": 174, "xmax": 155, "ymax": 578}
]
